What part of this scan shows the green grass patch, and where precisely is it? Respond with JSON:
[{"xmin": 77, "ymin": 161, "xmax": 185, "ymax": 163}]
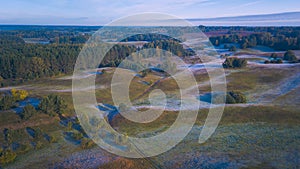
[
  {"xmin": 111, "ymin": 110, "xmax": 178, "ymax": 136},
  {"xmin": 112, "ymin": 105, "xmax": 300, "ymax": 138},
  {"xmin": 226, "ymin": 67, "xmax": 291, "ymax": 92},
  {"xmin": 220, "ymin": 105, "xmax": 300, "ymax": 125},
  {"xmin": 226, "ymin": 70, "xmax": 258, "ymax": 91},
  {"xmin": 0, "ymin": 111, "xmax": 21, "ymax": 129},
  {"xmin": 274, "ymin": 86, "xmax": 300, "ymax": 106}
]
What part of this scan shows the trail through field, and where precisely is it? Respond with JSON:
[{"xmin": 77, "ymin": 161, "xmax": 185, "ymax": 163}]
[
  {"xmin": 0, "ymin": 85, "xmax": 32, "ymax": 91},
  {"xmin": 252, "ymin": 70, "xmax": 300, "ymax": 103}
]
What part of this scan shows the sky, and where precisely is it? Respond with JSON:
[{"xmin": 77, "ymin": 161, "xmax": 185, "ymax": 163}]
[{"xmin": 0, "ymin": 0, "xmax": 300, "ymax": 25}]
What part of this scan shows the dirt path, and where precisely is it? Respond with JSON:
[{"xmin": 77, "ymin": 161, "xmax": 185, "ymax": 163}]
[
  {"xmin": 0, "ymin": 117, "xmax": 57, "ymax": 130},
  {"xmin": 0, "ymin": 85, "xmax": 32, "ymax": 91},
  {"xmin": 253, "ymin": 71, "xmax": 300, "ymax": 103},
  {"xmin": 134, "ymin": 77, "xmax": 166, "ymax": 100}
]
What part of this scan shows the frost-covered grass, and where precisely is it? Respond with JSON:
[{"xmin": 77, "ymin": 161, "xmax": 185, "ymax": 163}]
[{"xmin": 154, "ymin": 122, "xmax": 300, "ymax": 169}]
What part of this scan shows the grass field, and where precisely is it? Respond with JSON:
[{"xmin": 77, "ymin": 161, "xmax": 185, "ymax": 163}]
[{"xmin": 1, "ymin": 48, "xmax": 299, "ymax": 168}]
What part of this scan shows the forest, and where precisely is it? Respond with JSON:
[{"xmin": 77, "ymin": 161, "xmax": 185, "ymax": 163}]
[
  {"xmin": 0, "ymin": 29, "xmax": 194, "ymax": 86},
  {"xmin": 1, "ymin": 26, "xmax": 300, "ymax": 87},
  {"xmin": 0, "ymin": 25, "xmax": 299, "ymax": 168},
  {"xmin": 208, "ymin": 26, "xmax": 300, "ymax": 50}
]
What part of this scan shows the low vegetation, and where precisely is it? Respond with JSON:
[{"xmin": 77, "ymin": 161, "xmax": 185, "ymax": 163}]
[
  {"xmin": 0, "ymin": 26, "xmax": 299, "ymax": 168},
  {"xmin": 0, "ymin": 149, "xmax": 17, "ymax": 165},
  {"xmin": 0, "ymin": 89, "xmax": 29, "ymax": 111},
  {"xmin": 11, "ymin": 89, "xmax": 28, "ymax": 101},
  {"xmin": 21, "ymin": 105, "xmax": 37, "ymax": 120},
  {"xmin": 225, "ymin": 91, "xmax": 247, "ymax": 104},
  {"xmin": 39, "ymin": 94, "xmax": 67, "ymax": 117},
  {"xmin": 80, "ymin": 138, "xmax": 96, "ymax": 149},
  {"xmin": 222, "ymin": 57, "xmax": 247, "ymax": 68},
  {"xmin": 0, "ymin": 95, "xmax": 16, "ymax": 111},
  {"xmin": 1, "ymin": 89, "xmax": 67, "ymax": 121},
  {"xmin": 228, "ymin": 45, "xmax": 237, "ymax": 51},
  {"xmin": 284, "ymin": 50, "xmax": 298, "ymax": 62},
  {"xmin": 0, "ymin": 126, "xmax": 58, "ymax": 166},
  {"xmin": 264, "ymin": 59, "xmax": 283, "ymax": 64}
]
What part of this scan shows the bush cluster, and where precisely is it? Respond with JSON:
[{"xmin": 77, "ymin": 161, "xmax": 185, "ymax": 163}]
[
  {"xmin": 226, "ymin": 91, "xmax": 247, "ymax": 104},
  {"xmin": 223, "ymin": 57, "xmax": 247, "ymax": 68}
]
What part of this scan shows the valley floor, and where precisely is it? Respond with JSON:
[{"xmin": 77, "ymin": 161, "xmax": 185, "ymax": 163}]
[{"xmin": 1, "ymin": 46, "xmax": 300, "ymax": 169}]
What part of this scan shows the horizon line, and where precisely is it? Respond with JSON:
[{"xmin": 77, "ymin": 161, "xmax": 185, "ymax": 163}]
[{"xmin": 1, "ymin": 11, "xmax": 300, "ymax": 27}]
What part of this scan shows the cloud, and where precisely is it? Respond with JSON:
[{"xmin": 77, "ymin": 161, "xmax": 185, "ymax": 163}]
[
  {"xmin": 91, "ymin": 0, "xmax": 216, "ymax": 19},
  {"xmin": 229, "ymin": 0, "xmax": 262, "ymax": 10},
  {"xmin": 0, "ymin": 15, "xmax": 90, "ymax": 25},
  {"xmin": 1, "ymin": 0, "xmax": 299, "ymax": 25}
]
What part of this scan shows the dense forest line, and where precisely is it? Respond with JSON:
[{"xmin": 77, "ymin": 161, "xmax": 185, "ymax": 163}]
[
  {"xmin": 0, "ymin": 31, "xmax": 193, "ymax": 86},
  {"xmin": 1, "ymin": 26, "xmax": 299, "ymax": 86},
  {"xmin": 121, "ymin": 33, "xmax": 180, "ymax": 42},
  {"xmin": 208, "ymin": 26, "xmax": 300, "ymax": 50},
  {"xmin": 199, "ymin": 25, "xmax": 300, "ymax": 34},
  {"xmin": 0, "ymin": 37, "xmax": 137, "ymax": 85},
  {"xmin": 0, "ymin": 35, "xmax": 81, "ymax": 80}
]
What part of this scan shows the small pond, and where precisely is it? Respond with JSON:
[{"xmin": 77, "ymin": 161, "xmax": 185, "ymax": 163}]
[{"xmin": 13, "ymin": 97, "xmax": 41, "ymax": 114}]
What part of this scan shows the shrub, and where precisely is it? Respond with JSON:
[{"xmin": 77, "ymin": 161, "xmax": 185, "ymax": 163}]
[
  {"xmin": 0, "ymin": 95, "xmax": 15, "ymax": 111},
  {"xmin": 81, "ymin": 138, "xmax": 96, "ymax": 149},
  {"xmin": 3, "ymin": 128, "xmax": 13, "ymax": 145},
  {"xmin": 0, "ymin": 150, "xmax": 17, "ymax": 165},
  {"xmin": 21, "ymin": 105, "xmax": 37, "ymax": 120},
  {"xmin": 276, "ymin": 59, "xmax": 283, "ymax": 64},
  {"xmin": 48, "ymin": 135, "xmax": 57, "ymax": 143},
  {"xmin": 33, "ymin": 128, "xmax": 44, "ymax": 141},
  {"xmin": 39, "ymin": 94, "xmax": 67, "ymax": 116},
  {"xmin": 223, "ymin": 57, "xmax": 247, "ymax": 68},
  {"xmin": 11, "ymin": 89, "xmax": 28, "ymax": 101},
  {"xmin": 265, "ymin": 59, "xmax": 283, "ymax": 64},
  {"xmin": 16, "ymin": 143, "xmax": 31, "ymax": 154},
  {"xmin": 270, "ymin": 53, "xmax": 278, "ymax": 59},
  {"xmin": 35, "ymin": 141, "xmax": 43, "ymax": 150},
  {"xmin": 71, "ymin": 131, "xmax": 83, "ymax": 140},
  {"xmin": 140, "ymin": 70, "xmax": 148, "ymax": 78},
  {"xmin": 226, "ymin": 94, "xmax": 236, "ymax": 104},
  {"xmin": 229, "ymin": 46, "xmax": 237, "ymax": 51},
  {"xmin": 284, "ymin": 50, "xmax": 297, "ymax": 62},
  {"xmin": 67, "ymin": 121, "xmax": 73, "ymax": 131},
  {"xmin": 226, "ymin": 91, "xmax": 247, "ymax": 104}
]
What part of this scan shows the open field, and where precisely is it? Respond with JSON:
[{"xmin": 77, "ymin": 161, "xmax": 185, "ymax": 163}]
[
  {"xmin": 1, "ymin": 51, "xmax": 299, "ymax": 168},
  {"xmin": 0, "ymin": 24, "xmax": 300, "ymax": 169}
]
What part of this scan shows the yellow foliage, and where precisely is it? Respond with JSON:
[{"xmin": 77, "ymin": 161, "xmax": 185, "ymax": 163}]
[
  {"xmin": 10, "ymin": 89, "xmax": 28, "ymax": 101},
  {"xmin": 19, "ymin": 90, "xmax": 28, "ymax": 100},
  {"xmin": 0, "ymin": 150, "xmax": 17, "ymax": 165},
  {"xmin": 11, "ymin": 88, "xmax": 17, "ymax": 97}
]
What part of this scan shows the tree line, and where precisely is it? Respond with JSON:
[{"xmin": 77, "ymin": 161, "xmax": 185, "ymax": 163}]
[
  {"xmin": 0, "ymin": 32, "xmax": 194, "ymax": 86},
  {"xmin": 209, "ymin": 30, "xmax": 300, "ymax": 50}
]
